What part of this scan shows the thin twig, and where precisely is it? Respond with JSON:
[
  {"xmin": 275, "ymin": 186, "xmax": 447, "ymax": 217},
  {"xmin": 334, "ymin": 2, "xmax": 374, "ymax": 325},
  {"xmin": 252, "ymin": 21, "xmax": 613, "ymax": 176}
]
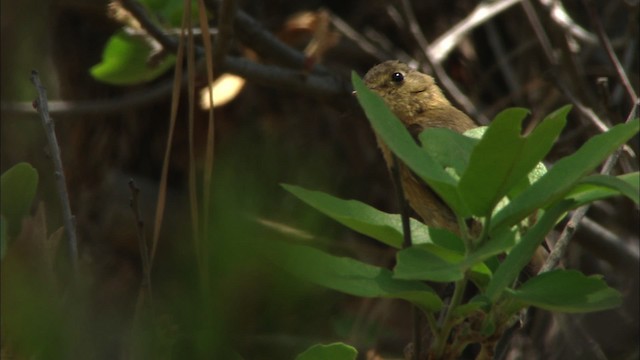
[
  {"xmin": 1, "ymin": 78, "xmax": 183, "ymax": 116},
  {"xmin": 30, "ymin": 70, "xmax": 78, "ymax": 273},
  {"xmin": 398, "ymin": 0, "xmax": 489, "ymax": 124},
  {"xmin": 213, "ymin": 0, "xmax": 236, "ymax": 68},
  {"xmin": 197, "ymin": 0, "xmax": 215, "ymax": 296},
  {"xmin": 485, "ymin": 20, "xmax": 521, "ymax": 97},
  {"xmin": 539, "ymin": 101, "xmax": 639, "ymax": 273},
  {"xmin": 578, "ymin": 216, "xmax": 640, "ymax": 271},
  {"xmin": 429, "ymin": 0, "xmax": 523, "ymax": 64},
  {"xmin": 150, "ymin": 15, "xmax": 187, "ymax": 264},
  {"xmin": 521, "ymin": 0, "xmax": 559, "ymax": 66},
  {"xmin": 538, "ymin": 0, "xmax": 598, "ymax": 45},
  {"xmin": 330, "ymin": 14, "xmax": 389, "ymax": 62},
  {"xmin": 582, "ymin": 0, "xmax": 639, "ymax": 104},
  {"xmin": 119, "ymin": 0, "xmax": 347, "ymax": 97},
  {"xmin": 185, "ymin": 0, "xmax": 200, "ymax": 254},
  {"xmin": 128, "ymin": 179, "xmax": 153, "ymax": 300},
  {"xmin": 389, "ymin": 155, "xmax": 419, "ymax": 360}
]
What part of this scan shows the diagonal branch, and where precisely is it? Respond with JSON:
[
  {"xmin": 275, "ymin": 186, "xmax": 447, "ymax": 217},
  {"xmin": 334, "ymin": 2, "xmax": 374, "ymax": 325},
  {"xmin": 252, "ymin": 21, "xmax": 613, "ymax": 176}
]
[{"xmin": 30, "ymin": 71, "xmax": 79, "ymax": 274}]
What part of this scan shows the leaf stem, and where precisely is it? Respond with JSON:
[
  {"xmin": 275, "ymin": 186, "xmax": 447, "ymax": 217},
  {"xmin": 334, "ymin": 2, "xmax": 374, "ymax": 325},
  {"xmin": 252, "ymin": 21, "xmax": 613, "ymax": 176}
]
[{"xmin": 433, "ymin": 277, "xmax": 468, "ymax": 357}]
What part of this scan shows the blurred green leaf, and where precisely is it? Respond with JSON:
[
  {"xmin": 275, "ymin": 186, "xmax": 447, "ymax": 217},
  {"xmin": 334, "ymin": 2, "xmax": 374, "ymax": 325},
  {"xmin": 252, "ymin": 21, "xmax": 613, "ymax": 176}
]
[
  {"xmin": 0, "ymin": 216, "xmax": 7, "ymax": 261},
  {"xmin": 459, "ymin": 106, "xmax": 568, "ymax": 217},
  {"xmin": 90, "ymin": 31, "xmax": 175, "ymax": 85},
  {"xmin": 352, "ymin": 72, "xmax": 470, "ymax": 217},
  {"xmin": 295, "ymin": 342, "xmax": 357, "ymax": 360},
  {"xmin": 1, "ymin": 162, "xmax": 38, "ymax": 236},
  {"xmin": 275, "ymin": 243, "xmax": 443, "ymax": 311},
  {"xmin": 492, "ymin": 118, "xmax": 639, "ymax": 233},
  {"xmin": 506, "ymin": 270, "xmax": 622, "ymax": 313}
]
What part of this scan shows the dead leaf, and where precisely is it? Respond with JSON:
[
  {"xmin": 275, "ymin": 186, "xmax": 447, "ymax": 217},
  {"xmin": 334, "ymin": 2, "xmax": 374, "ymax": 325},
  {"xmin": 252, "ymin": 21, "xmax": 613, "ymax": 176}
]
[{"xmin": 199, "ymin": 73, "xmax": 246, "ymax": 109}]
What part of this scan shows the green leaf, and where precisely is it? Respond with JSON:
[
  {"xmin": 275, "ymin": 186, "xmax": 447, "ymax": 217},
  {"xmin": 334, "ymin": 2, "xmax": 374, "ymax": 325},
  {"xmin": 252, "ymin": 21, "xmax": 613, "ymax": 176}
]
[
  {"xmin": 394, "ymin": 245, "xmax": 465, "ymax": 282},
  {"xmin": 575, "ymin": 173, "xmax": 639, "ymax": 204},
  {"xmin": 459, "ymin": 106, "xmax": 568, "ymax": 216},
  {"xmin": 276, "ymin": 243, "xmax": 443, "ymax": 311},
  {"xmin": 420, "ymin": 128, "xmax": 479, "ymax": 176},
  {"xmin": 493, "ymin": 118, "xmax": 640, "ymax": 232},
  {"xmin": 295, "ymin": 343, "xmax": 357, "ymax": 360},
  {"xmin": 463, "ymin": 228, "xmax": 517, "ymax": 268},
  {"xmin": 565, "ymin": 172, "xmax": 639, "ymax": 206},
  {"xmin": 1, "ymin": 163, "xmax": 38, "ymax": 236},
  {"xmin": 90, "ymin": 31, "xmax": 175, "ymax": 85},
  {"xmin": 283, "ymin": 184, "xmax": 438, "ymax": 249},
  {"xmin": 0, "ymin": 216, "xmax": 7, "ymax": 261},
  {"xmin": 352, "ymin": 72, "xmax": 469, "ymax": 217},
  {"xmin": 394, "ymin": 244, "xmax": 492, "ymax": 283},
  {"xmin": 506, "ymin": 270, "xmax": 622, "ymax": 313},
  {"xmin": 485, "ymin": 201, "xmax": 572, "ymax": 301}
]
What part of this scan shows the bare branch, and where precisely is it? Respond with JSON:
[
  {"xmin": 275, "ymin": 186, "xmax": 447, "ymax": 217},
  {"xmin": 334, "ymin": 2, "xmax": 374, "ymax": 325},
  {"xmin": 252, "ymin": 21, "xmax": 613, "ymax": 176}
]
[
  {"xmin": 128, "ymin": 179, "xmax": 153, "ymax": 301},
  {"xmin": 582, "ymin": 0, "xmax": 639, "ymax": 104},
  {"xmin": 538, "ymin": 0, "xmax": 598, "ymax": 45},
  {"xmin": 429, "ymin": 0, "xmax": 523, "ymax": 64},
  {"xmin": 539, "ymin": 100, "xmax": 639, "ymax": 273},
  {"xmin": 213, "ymin": 0, "xmax": 236, "ymax": 67},
  {"xmin": 398, "ymin": 0, "xmax": 489, "ymax": 124},
  {"xmin": 30, "ymin": 70, "xmax": 78, "ymax": 273}
]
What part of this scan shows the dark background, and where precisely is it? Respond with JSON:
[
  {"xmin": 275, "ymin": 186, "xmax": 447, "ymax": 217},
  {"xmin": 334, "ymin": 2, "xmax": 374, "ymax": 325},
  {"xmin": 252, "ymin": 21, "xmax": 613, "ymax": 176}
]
[{"xmin": 1, "ymin": 0, "xmax": 638, "ymax": 359}]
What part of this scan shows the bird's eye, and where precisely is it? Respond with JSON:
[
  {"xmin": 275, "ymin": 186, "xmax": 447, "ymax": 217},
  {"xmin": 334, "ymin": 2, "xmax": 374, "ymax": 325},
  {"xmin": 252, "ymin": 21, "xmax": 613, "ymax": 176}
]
[{"xmin": 391, "ymin": 72, "xmax": 404, "ymax": 83}]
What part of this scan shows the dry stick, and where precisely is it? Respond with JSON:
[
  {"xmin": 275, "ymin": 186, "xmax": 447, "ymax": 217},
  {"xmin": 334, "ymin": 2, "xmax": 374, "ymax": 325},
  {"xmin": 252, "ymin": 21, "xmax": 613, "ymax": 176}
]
[
  {"xmin": 30, "ymin": 71, "xmax": 78, "ymax": 273},
  {"xmin": 429, "ymin": 0, "xmax": 522, "ymax": 64},
  {"xmin": 330, "ymin": 14, "xmax": 390, "ymax": 62},
  {"xmin": 538, "ymin": 0, "xmax": 598, "ymax": 44},
  {"xmin": 185, "ymin": 0, "xmax": 201, "ymax": 254},
  {"xmin": 197, "ymin": 0, "xmax": 216, "ymax": 297},
  {"xmin": 582, "ymin": 0, "xmax": 639, "ymax": 104},
  {"xmin": 485, "ymin": 21, "xmax": 521, "ymax": 98},
  {"xmin": 539, "ymin": 100, "xmax": 639, "ymax": 273},
  {"xmin": 580, "ymin": 216, "xmax": 640, "ymax": 270},
  {"xmin": 521, "ymin": 0, "xmax": 559, "ymax": 66},
  {"xmin": 128, "ymin": 179, "xmax": 153, "ymax": 300},
  {"xmin": 1, "ymin": 78, "xmax": 184, "ymax": 117},
  {"xmin": 398, "ymin": 0, "xmax": 489, "ymax": 125},
  {"xmin": 149, "ymin": 20, "xmax": 187, "ymax": 265},
  {"xmin": 389, "ymin": 155, "xmax": 420, "ymax": 360},
  {"xmin": 213, "ymin": 0, "xmax": 236, "ymax": 68},
  {"xmin": 129, "ymin": 0, "xmax": 347, "ymax": 97}
]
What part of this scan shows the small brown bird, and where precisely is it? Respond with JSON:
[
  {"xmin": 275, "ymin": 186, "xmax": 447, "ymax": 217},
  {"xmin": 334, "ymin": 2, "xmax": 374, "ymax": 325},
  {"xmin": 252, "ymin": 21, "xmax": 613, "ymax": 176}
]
[{"xmin": 363, "ymin": 60, "xmax": 477, "ymax": 234}]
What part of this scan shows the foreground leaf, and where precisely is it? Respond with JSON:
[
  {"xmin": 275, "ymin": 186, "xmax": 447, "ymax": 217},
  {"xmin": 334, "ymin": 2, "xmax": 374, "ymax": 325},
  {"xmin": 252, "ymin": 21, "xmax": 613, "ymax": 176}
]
[
  {"xmin": 394, "ymin": 244, "xmax": 492, "ymax": 284},
  {"xmin": 486, "ymin": 201, "xmax": 571, "ymax": 301},
  {"xmin": 295, "ymin": 343, "xmax": 357, "ymax": 360},
  {"xmin": 275, "ymin": 243, "xmax": 443, "ymax": 311},
  {"xmin": 420, "ymin": 128, "xmax": 478, "ymax": 176},
  {"xmin": 283, "ymin": 184, "xmax": 452, "ymax": 249},
  {"xmin": 565, "ymin": 172, "xmax": 639, "ymax": 206},
  {"xmin": 506, "ymin": 270, "xmax": 622, "ymax": 313},
  {"xmin": 1, "ymin": 162, "xmax": 38, "ymax": 236},
  {"xmin": 459, "ymin": 106, "xmax": 567, "ymax": 217},
  {"xmin": 352, "ymin": 72, "xmax": 469, "ymax": 217},
  {"xmin": 492, "ymin": 118, "xmax": 639, "ymax": 232}
]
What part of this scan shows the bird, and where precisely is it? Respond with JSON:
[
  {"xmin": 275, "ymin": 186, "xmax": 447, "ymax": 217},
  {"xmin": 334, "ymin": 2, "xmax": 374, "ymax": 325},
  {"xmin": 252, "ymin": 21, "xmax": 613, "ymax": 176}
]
[{"xmin": 363, "ymin": 60, "xmax": 477, "ymax": 235}]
